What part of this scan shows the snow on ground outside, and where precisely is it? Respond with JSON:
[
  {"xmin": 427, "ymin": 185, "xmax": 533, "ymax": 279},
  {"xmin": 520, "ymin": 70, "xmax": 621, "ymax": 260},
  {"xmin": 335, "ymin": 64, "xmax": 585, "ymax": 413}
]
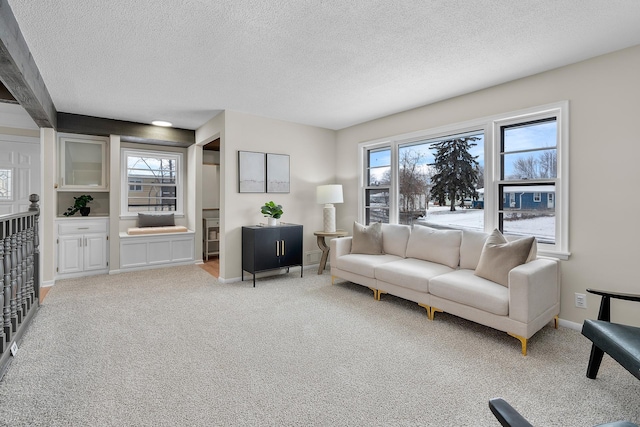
[{"xmin": 416, "ymin": 206, "xmax": 555, "ymax": 241}]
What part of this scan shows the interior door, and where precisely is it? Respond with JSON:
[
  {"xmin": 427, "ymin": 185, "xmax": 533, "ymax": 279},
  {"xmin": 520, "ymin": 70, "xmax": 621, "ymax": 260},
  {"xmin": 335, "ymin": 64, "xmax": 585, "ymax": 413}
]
[{"xmin": 0, "ymin": 136, "xmax": 40, "ymax": 215}]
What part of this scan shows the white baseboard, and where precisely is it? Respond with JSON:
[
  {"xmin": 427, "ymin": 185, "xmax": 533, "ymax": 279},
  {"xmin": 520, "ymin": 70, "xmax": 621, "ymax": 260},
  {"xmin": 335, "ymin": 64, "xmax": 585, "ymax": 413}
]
[
  {"xmin": 109, "ymin": 260, "xmax": 196, "ymax": 275},
  {"xmin": 558, "ymin": 318, "xmax": 583, "ymax": 331}
]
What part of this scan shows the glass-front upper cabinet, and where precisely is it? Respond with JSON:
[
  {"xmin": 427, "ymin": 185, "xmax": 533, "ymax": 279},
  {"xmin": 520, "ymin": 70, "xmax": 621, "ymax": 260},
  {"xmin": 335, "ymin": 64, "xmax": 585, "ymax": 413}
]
[{"xmin": 58, "ymin": 135, "xmax": 108, "ymax": 191}]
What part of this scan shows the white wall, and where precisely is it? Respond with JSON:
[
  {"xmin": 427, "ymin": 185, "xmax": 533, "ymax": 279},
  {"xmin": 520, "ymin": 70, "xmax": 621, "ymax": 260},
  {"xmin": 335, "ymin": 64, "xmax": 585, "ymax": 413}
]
[
  {"xmin": 335, "ymin": 44, "xmax": 640, "ymax": 327},
  {"xmin": 197, "ymin": 111, "xmax": 337, "ymax": 281}
]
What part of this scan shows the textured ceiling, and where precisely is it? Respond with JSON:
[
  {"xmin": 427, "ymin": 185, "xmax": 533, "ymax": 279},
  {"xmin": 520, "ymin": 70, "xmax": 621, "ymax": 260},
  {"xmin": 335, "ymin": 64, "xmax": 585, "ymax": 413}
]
[{"xmin": 7, "ymin": 1, "xmax": 640, "ymax": 130}]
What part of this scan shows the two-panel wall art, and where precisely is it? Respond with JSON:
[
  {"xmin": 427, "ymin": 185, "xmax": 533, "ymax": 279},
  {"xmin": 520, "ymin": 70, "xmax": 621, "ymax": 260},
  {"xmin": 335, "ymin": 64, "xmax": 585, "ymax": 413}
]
[{"xmin": 238, "ymin": 151, "xmax": 290, "ymax": 193}]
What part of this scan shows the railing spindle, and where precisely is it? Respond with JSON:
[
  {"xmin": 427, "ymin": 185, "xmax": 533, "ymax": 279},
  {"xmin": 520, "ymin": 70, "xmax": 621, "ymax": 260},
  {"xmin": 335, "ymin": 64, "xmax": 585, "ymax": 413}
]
[
  {"xmin": 3, "ymin": 233, "xmax": 10, "ymax": 340},
  {"xmin": 10, "ymin": 231, "xmax": 18, "ymax": 331}
]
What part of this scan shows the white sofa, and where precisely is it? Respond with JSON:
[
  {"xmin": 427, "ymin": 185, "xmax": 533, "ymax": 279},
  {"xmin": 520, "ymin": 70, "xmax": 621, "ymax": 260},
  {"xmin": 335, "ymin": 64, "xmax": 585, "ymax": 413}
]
[{"xmin": 330, "ymin": 224, "xmax": 560, "ymax": 355}]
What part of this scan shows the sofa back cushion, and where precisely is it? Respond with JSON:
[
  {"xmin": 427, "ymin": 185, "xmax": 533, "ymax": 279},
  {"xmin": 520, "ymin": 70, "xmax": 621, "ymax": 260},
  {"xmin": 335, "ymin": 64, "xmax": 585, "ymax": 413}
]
[
  {"xmin": 405, "ymin": 225, "xmax": 462, "ymax": 269},
  {"xmin": 460, "ymin": 229, "xmax": 490, "ymax": 270},
  {"xmin": 351, "ymin": 222, "xmax": 384, "ymax": 255},
  {"xmin": 381, "ymin": 223, "xmax": 411, "ymax": 257}
]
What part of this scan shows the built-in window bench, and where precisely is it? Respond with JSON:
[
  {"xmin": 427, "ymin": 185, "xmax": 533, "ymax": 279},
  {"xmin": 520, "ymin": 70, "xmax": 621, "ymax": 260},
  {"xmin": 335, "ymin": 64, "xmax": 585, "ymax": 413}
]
[{"xmin": 118, "ymin": 228, "xmax": 195, "ymax": 271}]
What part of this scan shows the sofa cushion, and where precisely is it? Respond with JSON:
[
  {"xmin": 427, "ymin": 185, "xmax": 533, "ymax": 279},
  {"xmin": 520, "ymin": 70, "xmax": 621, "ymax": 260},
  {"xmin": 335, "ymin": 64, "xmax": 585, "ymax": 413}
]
[
  {"xmin": 138, "ymin": 212, "xmax": 175, "ymax": 227},
  {"xmin": 336, "ymin": 253, "xmax": 402, "ymax": 278},
  {"xmin": 381, "ymin": 223, "xmax": 411, "ymax": 258},
  {"xmin": 405, "ymin": 225, "xmax": 462, "ymax": 269},
  {"xmin": 375, "ymin": 258, "xmax": 454, "ymax": 293},
  {"xmin": 351, "ymin": 222, "xmax": 384, "ymax": 255},
  {"xmin": 460, "ymin": 229, "xmax": 490, "ymax": 270},
  {"xmin": 474, "ymin": 229, "xmax": 535, "ymax": 287},
  {"xmin": 430, "ymin": 269, "xmax": 509, "ymax": 316}
]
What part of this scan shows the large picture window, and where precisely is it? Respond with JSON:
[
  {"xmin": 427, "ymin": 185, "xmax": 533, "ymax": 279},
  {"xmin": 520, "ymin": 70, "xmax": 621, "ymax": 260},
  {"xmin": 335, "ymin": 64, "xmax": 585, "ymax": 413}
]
[
  {"xmin": 121, "ymin": 149, "xmax": 183, "ymax": 216},
  {"xmin": 359, "ymin": 102, "xmax": 569, "ymax": 258}
]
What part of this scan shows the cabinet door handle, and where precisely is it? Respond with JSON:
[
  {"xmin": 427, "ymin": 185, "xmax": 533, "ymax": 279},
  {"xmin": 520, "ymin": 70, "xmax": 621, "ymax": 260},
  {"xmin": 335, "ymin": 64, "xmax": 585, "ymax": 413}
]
[
  {"xmin": 281, "ymin": 240, "xmax": 285, "ymax": 256},
  {"xmin": 78, "ymin": 227, "xmax": 89, "ymax": 230},
  {"xmin": 84, "ymin": 237, "xmax": 87, "ymax": 247},
  {"xmin": 276, "ymin": 241, "xmax": 280, "ymax": 257}
]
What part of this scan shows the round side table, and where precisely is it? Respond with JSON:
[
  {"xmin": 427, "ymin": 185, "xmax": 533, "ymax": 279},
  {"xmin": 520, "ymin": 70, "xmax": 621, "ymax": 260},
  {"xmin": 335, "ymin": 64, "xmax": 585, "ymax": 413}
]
[{"xmin": 313, "ymin": 230, "xmax": 348, "ymax": 275}]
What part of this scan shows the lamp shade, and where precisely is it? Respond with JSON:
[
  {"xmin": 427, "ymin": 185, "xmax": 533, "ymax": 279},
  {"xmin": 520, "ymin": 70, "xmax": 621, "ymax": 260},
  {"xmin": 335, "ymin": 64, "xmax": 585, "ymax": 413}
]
[{"xmin": 316, "ymin": 185, "xmax": 343, "ymax": 205}]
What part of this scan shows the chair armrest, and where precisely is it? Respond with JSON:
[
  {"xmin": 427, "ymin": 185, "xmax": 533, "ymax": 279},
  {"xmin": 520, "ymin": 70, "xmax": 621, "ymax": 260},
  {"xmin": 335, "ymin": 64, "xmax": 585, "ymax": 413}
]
[
  {"xmin": 508, "ymin": 258, "xmax": 560, "ymax": 325},
  {"xmin": 330, "ymin": 236, "xmax": 352, "ymax": 266},
  {"xmin": 488, "ymin": 398, "xmax": 534, "ymax": 427},
  {"xmin": 586, "ymin": 289, "xmax": 640, "ymax": 322},
  {"xmin": 586, "ymin": 289, "xmax": 640, "ymax": 303}
]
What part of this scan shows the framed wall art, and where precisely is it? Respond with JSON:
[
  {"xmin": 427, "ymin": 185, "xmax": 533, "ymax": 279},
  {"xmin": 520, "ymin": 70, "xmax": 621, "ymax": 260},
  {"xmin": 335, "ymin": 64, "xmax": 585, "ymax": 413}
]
[
  {"xmin": 238, "ymin": 151, "xmax": 266, "ymax": 193},
  {"xmin": 266, "ymin": 153, "xmax": 290, "ymax": 193}
]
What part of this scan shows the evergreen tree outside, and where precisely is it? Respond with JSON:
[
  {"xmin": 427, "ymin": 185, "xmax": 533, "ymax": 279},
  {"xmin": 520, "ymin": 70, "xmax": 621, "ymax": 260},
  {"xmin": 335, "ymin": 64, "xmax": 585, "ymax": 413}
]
[{"xmin": 429, "ymin": 137, "xmax": 480, "ymax": 211}]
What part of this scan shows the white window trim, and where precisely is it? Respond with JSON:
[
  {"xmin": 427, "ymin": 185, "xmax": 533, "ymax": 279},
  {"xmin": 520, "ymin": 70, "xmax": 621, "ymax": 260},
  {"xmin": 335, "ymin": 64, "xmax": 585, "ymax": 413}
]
[
  {"xmin": 0, "ymin": 167, "xmax": 13, "ymax": 201},
  {"xmin": 359, "ymin": 101, "xmax": 569, "ymax": 260},
  {"xmin": 120, "ymin": 149, "xmax": 184, "ymax": 218}
]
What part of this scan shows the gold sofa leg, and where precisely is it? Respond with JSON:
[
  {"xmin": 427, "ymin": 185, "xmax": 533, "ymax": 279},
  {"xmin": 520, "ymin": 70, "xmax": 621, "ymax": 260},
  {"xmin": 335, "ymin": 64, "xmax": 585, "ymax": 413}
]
[
  {"xmin": 368, "ymin": 288, "xmax": 379, "ymax": 300},
  {"xmin": 376, "ymin": 291, "xmax": 386, "ymax": 301},
  {"xmin": 331, "ymin": 276, "xmax": 336, "ymax": 285},
  {"xmin": 508, "ymin": 333, "xmax": 528, "ymax": 356},
  {"xmin": 428, "ymin": 307, "xmax": 443, "ymax": 321},
  {"xmin": 553, "ymin": 315, "xmax": 559, "ymax": 329}
]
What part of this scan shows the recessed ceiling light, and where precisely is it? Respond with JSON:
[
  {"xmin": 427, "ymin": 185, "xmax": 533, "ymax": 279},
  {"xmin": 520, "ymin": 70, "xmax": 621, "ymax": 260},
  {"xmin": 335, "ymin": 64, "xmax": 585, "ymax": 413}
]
[{"xmin": 151, "ymin": 120, "xmax": 172, "ymax": 127}]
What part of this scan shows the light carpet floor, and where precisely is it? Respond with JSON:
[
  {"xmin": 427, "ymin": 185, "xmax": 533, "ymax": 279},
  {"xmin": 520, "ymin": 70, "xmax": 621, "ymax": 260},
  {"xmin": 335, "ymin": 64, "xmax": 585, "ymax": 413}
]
[{"xmin": 0, "ymin": 265, "xmax": 638, "ymax": 426}]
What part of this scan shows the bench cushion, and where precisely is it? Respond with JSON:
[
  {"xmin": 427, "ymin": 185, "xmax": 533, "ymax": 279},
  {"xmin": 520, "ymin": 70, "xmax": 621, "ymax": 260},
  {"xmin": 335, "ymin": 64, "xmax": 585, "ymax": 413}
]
[
  {"xmin": 582, "ymin": 319, "xmax": 640, "ymax": 380},
  {"xmin": 127, "ymin": 225, "xmax": 188, "ymax": 235}
]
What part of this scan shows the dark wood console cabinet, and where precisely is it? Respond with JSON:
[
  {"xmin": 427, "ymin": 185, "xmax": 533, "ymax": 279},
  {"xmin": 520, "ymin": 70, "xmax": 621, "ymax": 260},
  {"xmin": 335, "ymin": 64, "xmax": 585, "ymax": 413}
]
[{"xmin": 242, "ymin": 224, "xmax": 303, "ymax": 286}]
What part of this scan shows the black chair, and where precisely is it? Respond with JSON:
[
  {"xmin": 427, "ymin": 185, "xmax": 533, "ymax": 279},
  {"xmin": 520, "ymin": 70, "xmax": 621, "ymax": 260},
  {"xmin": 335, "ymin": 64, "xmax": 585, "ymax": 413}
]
[
  {"xmin": 489, "ymin": 398, "xmax": 638, "ymax": 427},
  {"xmin": 581, "ymin": 289, "xmax": 640, "ymax": 381}
]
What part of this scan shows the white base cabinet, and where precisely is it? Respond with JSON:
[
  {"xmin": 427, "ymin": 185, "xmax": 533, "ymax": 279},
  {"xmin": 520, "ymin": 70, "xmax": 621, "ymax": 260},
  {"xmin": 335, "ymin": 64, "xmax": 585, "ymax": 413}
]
[
  {"xmin": 56, "ymin": 218, "xmax": 109, "ymax": 278},
  {"xmin": 119, "ymin": 231, "xmax": 195, "ymax": 271}
]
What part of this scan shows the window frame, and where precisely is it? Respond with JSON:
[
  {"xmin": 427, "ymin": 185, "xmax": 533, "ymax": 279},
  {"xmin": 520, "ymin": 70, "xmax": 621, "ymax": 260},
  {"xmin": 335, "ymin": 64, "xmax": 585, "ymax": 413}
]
[
  {"xmin": 359, "ymin": 101, "xmax": 569, "ymax": 259},
  {"xmin": 120, "ymin": 149, "xmax": 184, "ymax": 218},
  {"xmin": 0, "ymin": 168, "xmax": 13, "ymax": 201},
  {"xmin": 364, "ymin": 145, "xmax": 394, "ymax": 224}
]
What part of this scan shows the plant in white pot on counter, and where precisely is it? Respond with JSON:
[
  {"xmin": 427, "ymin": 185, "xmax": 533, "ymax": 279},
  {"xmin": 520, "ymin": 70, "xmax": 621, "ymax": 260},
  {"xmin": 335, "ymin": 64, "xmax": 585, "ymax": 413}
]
[{"xmin": 261, "ymin": 201, "xmax": 283, "ymax": 226}]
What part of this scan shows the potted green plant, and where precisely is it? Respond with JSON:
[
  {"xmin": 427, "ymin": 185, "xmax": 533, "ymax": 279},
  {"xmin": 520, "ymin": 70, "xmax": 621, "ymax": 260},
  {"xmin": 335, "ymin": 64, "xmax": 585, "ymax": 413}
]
[
  {"xmin": 261, "ymin": 201, "xmax": 283, "ymax": 226},
  {"xmin": 63, "ymin": 194, "xmax": 94, "ymax": 217}
]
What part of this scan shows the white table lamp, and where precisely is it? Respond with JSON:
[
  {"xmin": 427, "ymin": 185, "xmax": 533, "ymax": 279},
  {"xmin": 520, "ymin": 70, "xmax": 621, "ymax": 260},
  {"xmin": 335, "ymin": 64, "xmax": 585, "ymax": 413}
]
[{"xmin": 317, "ymin": 184, "xmax": 343, "ymax": 232}]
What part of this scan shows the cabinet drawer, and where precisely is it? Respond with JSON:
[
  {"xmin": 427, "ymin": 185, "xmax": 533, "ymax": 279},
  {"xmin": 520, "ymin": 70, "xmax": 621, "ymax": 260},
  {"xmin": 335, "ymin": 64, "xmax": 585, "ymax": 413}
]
[
  {"xmin": 58, "ymin": 220, "xmax": 108, "ymax": 235},
  {"xmin": 205, "ymin": 219, "xmax": 219, "ymax": 227}
]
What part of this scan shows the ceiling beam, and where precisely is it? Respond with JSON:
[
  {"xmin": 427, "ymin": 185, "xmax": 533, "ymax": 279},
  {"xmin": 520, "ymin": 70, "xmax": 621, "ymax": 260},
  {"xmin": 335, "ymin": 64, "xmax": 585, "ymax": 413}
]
[
  {"xmin": 0, "ymin": 0, "xmax": 57, "ymax": 128},
  {"xmin": 57, "ymin": 112, "xmax": 195, "ymax": 147},
  {"xmin": 0, "ymin": 80, "xmax": 17, "ymax": 103}
]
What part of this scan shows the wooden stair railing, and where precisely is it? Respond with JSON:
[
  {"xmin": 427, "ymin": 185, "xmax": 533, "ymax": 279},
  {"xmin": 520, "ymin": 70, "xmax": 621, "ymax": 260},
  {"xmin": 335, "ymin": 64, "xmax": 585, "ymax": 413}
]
[{"xmin": 0, "ymin": 194, "xmax": 40, "ymax": 379}]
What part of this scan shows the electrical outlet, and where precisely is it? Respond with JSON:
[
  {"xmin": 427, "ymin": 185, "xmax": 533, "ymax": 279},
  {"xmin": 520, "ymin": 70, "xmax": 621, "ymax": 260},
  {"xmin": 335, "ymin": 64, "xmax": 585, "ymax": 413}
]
[
  {"xmin": 575, "ymin": 293, "xmax": 587, "ymax": 309},
  {"xmin": 305, "ymin": 250, "xmax": 322, "ymax": 264}
]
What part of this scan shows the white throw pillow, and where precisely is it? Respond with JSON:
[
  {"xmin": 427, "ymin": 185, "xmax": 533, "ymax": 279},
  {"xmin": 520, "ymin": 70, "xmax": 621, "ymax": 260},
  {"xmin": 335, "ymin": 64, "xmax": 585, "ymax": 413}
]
[
  {"xmin": 405, "ymin": 225, "xmax": 462, "ymax": 269},
  {"xmin": 351, "ymin": 222, "xmax": 384, "ymax": 255},
  {"xmin": 474, "ymin": 229, "xmax": 535, "ymax": 287}
]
